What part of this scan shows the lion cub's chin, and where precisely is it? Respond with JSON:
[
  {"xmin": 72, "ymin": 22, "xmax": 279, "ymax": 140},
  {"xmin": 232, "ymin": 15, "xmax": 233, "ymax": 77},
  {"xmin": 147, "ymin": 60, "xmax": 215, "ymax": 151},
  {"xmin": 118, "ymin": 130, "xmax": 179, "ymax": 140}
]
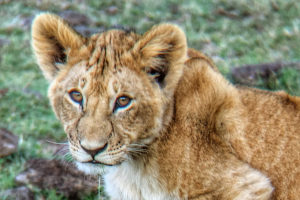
[{"xmin": 76, "ymin": 162, "xmax": 108, "ymax": 175}]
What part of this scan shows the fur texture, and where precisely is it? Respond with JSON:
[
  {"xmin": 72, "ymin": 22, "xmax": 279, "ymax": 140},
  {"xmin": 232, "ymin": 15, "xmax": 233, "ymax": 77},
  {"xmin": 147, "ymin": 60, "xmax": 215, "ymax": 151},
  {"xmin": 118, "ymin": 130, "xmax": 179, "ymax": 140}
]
[{"xmin": 32, "ymin": 13, "xmax": 300, "ymax": 200}]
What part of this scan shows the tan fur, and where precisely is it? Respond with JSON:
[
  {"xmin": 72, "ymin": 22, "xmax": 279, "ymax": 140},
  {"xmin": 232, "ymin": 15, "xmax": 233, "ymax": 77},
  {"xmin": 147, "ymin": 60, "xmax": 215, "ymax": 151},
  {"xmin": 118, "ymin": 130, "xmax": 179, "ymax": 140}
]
[{"xmin": 32, "ymin": 13, "xmax": 300, "ymax": 200}]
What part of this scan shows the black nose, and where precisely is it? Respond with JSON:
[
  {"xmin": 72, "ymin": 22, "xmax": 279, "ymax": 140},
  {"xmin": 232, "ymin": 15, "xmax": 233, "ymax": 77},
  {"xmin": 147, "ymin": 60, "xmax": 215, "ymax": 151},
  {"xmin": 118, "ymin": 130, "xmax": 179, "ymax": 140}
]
[{"xmin": 80, "ymin": 142, "xmax": 108, "ymax": 158}]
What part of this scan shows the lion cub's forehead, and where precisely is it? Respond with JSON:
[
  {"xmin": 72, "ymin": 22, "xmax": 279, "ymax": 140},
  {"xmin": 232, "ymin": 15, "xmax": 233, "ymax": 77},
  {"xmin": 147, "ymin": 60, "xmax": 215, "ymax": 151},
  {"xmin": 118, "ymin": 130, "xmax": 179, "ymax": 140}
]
[
  {"xmin": 77, "ymin": 30, "xmax": 141, "ymax": 93},
  {"xmin": 90, "ymin": 29, "xmax": 140, "ymax": 50},
  {"xmin": 84, "ymin": 65, "xmax": 142, "ymax": 96},
  {"xmin": 87, "ymin": 29, "xmax": 140, "ymax": 69}
]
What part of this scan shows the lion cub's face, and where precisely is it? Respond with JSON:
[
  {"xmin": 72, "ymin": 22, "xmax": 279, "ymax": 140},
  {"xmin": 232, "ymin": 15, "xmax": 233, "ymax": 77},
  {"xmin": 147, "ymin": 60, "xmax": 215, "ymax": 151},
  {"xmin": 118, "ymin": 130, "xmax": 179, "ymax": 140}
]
[{"xmin": 32, "ymin": 14, "xmax": 187, "ymax": 172}]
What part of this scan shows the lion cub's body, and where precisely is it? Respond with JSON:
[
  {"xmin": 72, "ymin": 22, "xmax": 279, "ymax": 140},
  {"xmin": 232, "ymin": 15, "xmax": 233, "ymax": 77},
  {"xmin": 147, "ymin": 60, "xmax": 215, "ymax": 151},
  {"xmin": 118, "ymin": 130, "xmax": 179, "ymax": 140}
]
[{"xmin": 32, "ymin": 14, "xmax": 300, "ymax": 200}]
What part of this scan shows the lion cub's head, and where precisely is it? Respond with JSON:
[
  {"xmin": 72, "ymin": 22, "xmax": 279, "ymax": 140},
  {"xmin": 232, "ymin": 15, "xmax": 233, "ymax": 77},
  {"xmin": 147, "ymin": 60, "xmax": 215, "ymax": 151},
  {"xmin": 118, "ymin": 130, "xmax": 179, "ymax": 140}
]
[{"xmin": 32, "ymin": 13, "xmax": 187, "ymax": 173}]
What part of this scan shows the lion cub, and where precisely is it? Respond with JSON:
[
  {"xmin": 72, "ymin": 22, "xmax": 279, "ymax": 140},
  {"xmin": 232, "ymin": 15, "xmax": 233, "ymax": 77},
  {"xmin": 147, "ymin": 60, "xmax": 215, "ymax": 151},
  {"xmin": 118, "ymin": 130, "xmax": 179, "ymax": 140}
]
[{"xmin": 31, "ymin": 13, "xmax": 300, "ymax": 200}]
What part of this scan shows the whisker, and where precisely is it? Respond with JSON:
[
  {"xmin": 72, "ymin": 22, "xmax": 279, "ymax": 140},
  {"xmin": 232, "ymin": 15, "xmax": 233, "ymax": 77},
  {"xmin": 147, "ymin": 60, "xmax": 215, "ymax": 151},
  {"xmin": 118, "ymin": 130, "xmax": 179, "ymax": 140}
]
[
  {"xmin": 127, "ymin": 145, "xmax": 148, "ymax": 151},
  {"xmin": 98, "ymin": 175, "xmax": 104, "ymax": 199},
  {"xmin": 64, "ymin": 153, "xmax": 74, "ymax": 162},
  {"xmin": 54, "ymin": 149, "xmax": 69, "ymax": 156},
  {"xmin": 127, "ymin": 148, "xmax": 149, "ymax": 156},
  {"xmin": 53, "ymin": 145, "xmax": 69, "ymax": 156},
  {"xmin": 52, "ymin": 151, "xmax": 70, "ymax": 161},
  {"xmin": 128, "ymin": 143, "xmax": 147, "ymax": 146},
  {"xmin": 127, "ymin": 143, "xmax": 149, "ymax": 149},
  {"xmin": 45, "ymin": 140, "xmax": 69, "ymax": 145},
  {"xmin": 127, "ymin": 149, "xmax": 148, "ymax": 153}
]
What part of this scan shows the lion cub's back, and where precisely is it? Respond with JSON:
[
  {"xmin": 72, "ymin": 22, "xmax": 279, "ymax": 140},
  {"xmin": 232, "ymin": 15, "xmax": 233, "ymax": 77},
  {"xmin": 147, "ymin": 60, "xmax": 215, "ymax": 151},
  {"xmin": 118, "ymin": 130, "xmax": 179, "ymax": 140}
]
[{"xmin": 238, "ymin": 87, "xmax": 300, "ymax": 199}]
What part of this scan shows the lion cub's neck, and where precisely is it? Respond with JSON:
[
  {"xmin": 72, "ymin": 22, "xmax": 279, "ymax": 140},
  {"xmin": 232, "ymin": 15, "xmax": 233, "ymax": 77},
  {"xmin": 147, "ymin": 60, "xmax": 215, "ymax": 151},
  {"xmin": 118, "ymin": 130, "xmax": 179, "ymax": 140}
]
[{"xmin": 103, "ymin": 158, "xmax": 177, "ymax": 200}]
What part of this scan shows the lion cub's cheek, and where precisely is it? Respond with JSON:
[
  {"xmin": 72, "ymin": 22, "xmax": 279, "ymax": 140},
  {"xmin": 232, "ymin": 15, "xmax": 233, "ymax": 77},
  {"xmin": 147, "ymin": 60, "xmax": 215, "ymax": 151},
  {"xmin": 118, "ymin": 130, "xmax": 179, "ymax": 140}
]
[
  {"xmin": 107, "ymin": 68, "xmax": 165, "ymax": 142},
  {"xmin": 48, "ymin": 83, "xmax": 81, "ymax": 123},
  {"xmin": 47, "ymin": 63, "xmax": 87, "ymax": 122}
]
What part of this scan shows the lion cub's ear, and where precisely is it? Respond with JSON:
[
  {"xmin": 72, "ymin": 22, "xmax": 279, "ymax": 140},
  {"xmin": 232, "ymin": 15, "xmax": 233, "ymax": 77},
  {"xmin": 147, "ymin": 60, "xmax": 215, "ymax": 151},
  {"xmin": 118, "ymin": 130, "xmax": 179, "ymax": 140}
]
[
  {"xmin": 31, "ymin": 13, "xmax": 85, "ymax": 81},
  {"xmin": 133, "ymin": 24, "xmax": 187, "ymax": 96}
]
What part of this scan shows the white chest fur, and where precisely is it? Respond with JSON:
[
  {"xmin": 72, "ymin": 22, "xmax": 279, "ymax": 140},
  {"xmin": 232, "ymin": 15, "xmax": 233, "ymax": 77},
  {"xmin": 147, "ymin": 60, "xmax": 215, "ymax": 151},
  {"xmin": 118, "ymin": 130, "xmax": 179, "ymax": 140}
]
[{"xmin": 103, "ymin": 161, "xmax": 179, "ymax": 200}]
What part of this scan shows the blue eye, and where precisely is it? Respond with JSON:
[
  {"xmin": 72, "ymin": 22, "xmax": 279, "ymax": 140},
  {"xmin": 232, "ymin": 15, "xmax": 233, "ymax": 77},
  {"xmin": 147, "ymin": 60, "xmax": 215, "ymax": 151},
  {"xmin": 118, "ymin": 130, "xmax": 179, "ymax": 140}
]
[
  {"xmin": 114, "ymin": 96, "xmax": 131, "ymax": 111},
  {"xmin": 69, "ymin": 90, "xmax": 83, "ymax": 104}
]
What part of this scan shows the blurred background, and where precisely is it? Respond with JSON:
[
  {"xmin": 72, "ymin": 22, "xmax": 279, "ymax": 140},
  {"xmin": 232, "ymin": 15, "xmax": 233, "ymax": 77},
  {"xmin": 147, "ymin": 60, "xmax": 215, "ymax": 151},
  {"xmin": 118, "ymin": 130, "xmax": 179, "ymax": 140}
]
[{"xmin": 0, "ymin": 0, "xmax": 299, "ymax": 199}]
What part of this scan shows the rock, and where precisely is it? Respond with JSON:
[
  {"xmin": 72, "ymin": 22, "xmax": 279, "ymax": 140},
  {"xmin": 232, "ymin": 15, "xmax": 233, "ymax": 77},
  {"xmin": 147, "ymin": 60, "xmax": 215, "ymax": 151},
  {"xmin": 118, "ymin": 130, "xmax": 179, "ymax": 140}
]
[
  {"xmin": 0, "ymin": 128, "xmax": 18, "ymax": 158},
  {"xmin": 0, "ymin": 0, "xmax": 12, "ymax": 5},
  {"xmin": 231, "ymin": 61, "xmax": 300, "ymax": 86},
  {"xmin": 74, "ymin": 25, "xmax": 105, "ymax": 37},
  {"xmin": 22, "ymin": 88, "xmax": 43, "ymax": 100},
  {"xmin": 0, "ymin": 88, "xmax": 9, "ymax": 97},
  {"xmin": 106, "ymin": 6, "xmax": 119, "ymax": 15},
  {"xmin": 16, "ymin": 159, "xmax": 99, "ymax": 199},
  {"xmin": 59, "ymin": 10, "xmax": 92, "ymax": 27},
  {"xmin": 0, "ymin": 186, "xmax": 34, "ymax": 200},
  {"xmin": 0, "ymin": 38, "xmax": 10, "ymax": 48},
  {"xmin": 58, "ymin": 10, "xmax": 102, "ymax": 37},
  {"xmin": 19, "ymin": 15, "xmax": 34, "ymax": 30}
]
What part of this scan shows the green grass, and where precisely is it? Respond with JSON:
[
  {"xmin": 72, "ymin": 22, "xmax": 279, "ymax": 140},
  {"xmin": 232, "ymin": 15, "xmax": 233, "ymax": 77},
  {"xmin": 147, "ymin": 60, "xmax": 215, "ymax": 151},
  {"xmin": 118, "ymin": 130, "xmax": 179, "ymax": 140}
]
[{"xmin": 0, "ymin": 0, "xmax": 299, "ymax": 199}]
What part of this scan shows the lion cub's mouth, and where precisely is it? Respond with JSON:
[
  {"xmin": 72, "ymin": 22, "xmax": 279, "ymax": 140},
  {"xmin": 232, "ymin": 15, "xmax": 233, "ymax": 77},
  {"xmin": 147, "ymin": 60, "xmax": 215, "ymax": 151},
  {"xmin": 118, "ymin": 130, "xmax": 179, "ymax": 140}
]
[
  {"xmin": 82, "ymin": 159, "xmax": 122, "ymax": 166},
  {"xmin": 74, "ymin": 151, "xmax": 125, "ymax": 175}
]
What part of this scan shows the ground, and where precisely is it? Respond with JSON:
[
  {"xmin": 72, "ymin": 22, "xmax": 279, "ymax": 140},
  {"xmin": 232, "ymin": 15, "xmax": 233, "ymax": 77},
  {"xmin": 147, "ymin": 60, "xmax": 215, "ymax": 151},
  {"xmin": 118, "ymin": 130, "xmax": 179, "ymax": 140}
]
[{"xmin": 0, "ymin": 0, "xmax": 299, "ymax": 199}]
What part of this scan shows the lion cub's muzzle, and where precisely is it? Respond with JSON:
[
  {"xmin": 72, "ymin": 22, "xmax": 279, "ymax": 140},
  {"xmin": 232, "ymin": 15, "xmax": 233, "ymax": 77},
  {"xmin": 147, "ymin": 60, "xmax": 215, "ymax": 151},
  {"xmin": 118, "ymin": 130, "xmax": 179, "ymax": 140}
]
[
  {"xmin": 80, "ymin": 141, "xmax": 108, "ymax": 162},
  {"xmin": 71, "ymin": 131, "xmax": 126, "ymax": 166}
]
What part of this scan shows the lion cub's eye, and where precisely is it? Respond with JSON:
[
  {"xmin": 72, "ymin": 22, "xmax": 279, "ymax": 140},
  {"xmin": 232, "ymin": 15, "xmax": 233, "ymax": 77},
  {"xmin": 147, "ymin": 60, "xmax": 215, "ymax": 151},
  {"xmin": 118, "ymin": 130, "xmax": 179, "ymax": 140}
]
[
  {"xmin": 69, "ymin": 90, "xmax": 83, "ymax": 105},
  {"xmin": 114, "ymin": 96, "xmax": 131, "ymax": 111}
]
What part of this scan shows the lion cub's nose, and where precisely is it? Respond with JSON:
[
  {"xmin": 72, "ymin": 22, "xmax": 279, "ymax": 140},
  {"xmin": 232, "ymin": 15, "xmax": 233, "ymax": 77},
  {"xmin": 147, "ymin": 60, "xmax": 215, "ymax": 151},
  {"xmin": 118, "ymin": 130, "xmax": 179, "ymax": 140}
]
[{"xmin": 80, "ymin": 141, "xmax": 108, "ymax": 158}]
